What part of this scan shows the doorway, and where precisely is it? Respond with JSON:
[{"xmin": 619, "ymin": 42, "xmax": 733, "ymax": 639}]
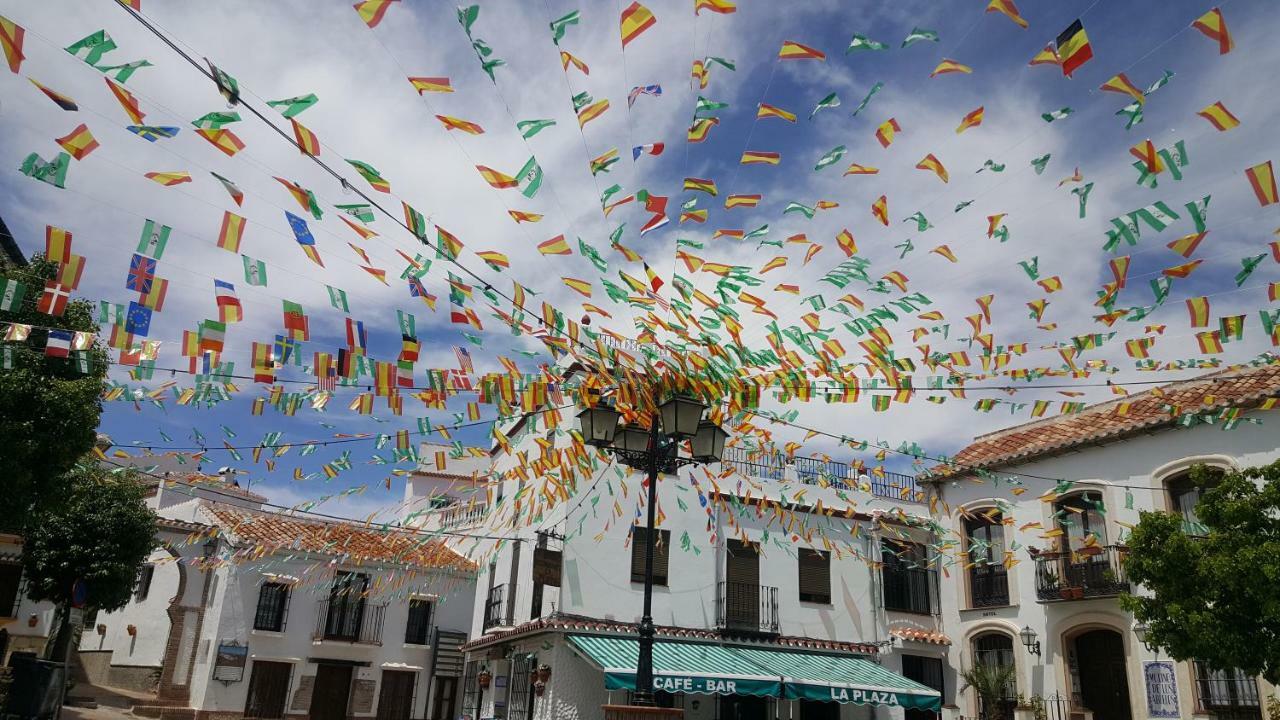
[
  {"xmin": 310, "ymin": 664, "xmax": 354, "ymax": 720},
  {"xmin": 377, "ymin": 670, "xmax": 416, "ymax": 720},
  {"xmin": 244, "ymin": 661, "xmax": 292, "ymax": 719},
  {"xmin": 429, "ymin": 677, "xmax": 457, "ymax": 720},
  {"xmin": 718, "ymin": 694, "xmax": 769, "ymax": 720},
  {"xmin": 1072, "ymin": 629, "xmax": 1132, "ymax": 720},
  {"xmin": 724, "ymin": 540, "xmax": 760, "ymax": 630}
]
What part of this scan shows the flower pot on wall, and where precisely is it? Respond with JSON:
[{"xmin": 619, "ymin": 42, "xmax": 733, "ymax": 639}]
[{"xmin": 126, "ymin": 624, "xmax": 137, "ymax": 636}]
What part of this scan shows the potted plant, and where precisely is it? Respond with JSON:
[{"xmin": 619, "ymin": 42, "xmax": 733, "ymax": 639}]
[{"xmin": 961, "ymin": 663, "xmax": 1016, "ymax": 720}]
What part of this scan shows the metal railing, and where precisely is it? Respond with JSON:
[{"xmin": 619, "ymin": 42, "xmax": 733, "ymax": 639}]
[
  {"xmin": 1196, "ymin": 666, "xmax": 1262, "ymax": 715},
  {"xmin": 482, "ymin": 583, "xmax": 507, "ymax": 631},
  {"xmin": 969, "ymin": 566, "xmax": 1010, "ymax": 608},
  {"xmin": 313, "ymin": 600, "xmax": 386, "ymax": 644},
  {"xmin": 1033, "ymin": 546, "xmax": 1130, "ymax": 602},
  {"xmin": 719, "ymin": 447, "xmax": 925, "ymax": 503},
  {"xmin": 435, "ymin": 502, "xmax": 488, "ymax": 529},
  {"xmin": 882, "ymin": 566, "xmax": 935, "ymax": 614},
  {"xmin": 716, "ymin": 581, "xmax": 779, "ymax": 634}
]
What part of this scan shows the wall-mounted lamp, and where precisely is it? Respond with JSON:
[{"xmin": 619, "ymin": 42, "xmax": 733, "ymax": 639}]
[
  {"xmin": 1019, "ymin": 625, "xmax": 1041, "ymax": 657},
  {"xmin": 1134, "ymin": 623, "xmax": 1157, "ymax": 654}
]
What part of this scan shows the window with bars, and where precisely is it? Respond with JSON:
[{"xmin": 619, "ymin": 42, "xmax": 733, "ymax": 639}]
[
  {"xmin": 882, "ymin": 541, "xmax": 933, "ymax": 614},
  {"xmin": 134, "ymin": 564, "xmax": 155, "ymax": 602},
  {"xmin": 629, "ymin": 526, "xmax": 670, "ymax": 585},
  {"xmin": 507, "ymin": 656, "xmax": 535, "ymax": 720},
  {"xmin": 405, "ymin": 599, "xmax": 433, "ymax": 645},
  {"xmin": 253, "ymin": 582, "xmax": 290, "ymax": 632},
  {"xmin": 461, "ymin": 660, "xmax": 478, "ymax": 719},
  {"xmin": 1195, "ymin": 662, "xmax": 1261, "ymax": 716},
  {"xmin": 797, "ymin": 549, "xmax": 831, "ymax": 604}
]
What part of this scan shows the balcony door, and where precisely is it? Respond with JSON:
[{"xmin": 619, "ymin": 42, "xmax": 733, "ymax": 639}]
[
  {"xmin": 1056, "ymin": 493, "xmax": 1110, "ymax": 589},
  {"xmin": 325, "ymin": 571, "xmax": 369, "ymax": 640},
  {"xmin": 310, "ymin": 664, "xmax": 353, "ymax": 720},
  {"xmin": 724, "ymin": 539, "xmax": 759, "ymax": 629},
  {"xmin": 964, "ymin": 514, "xmax": 1008, "ymax": 607}
]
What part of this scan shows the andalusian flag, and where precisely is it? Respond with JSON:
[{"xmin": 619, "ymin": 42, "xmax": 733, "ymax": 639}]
[
  {"xmin": 1245, "ymin": 161, "xmax": 1277, "ymax": 207},
  {"xmin": 901, "ymin": 28, "xmax": 939, "ymax": 47},
  {"xmin": 779, "ymin": 41, "xmax": 824, "ymax": 60},
  {"xmin": 274, "ymin": 177, "xmax": 322, "ymax": 219},
  {"xmin": 55, "ymin": 124, "xmax": 98, "ymax": 160},
  {"xmin": 436, "ymin": 114, "xmax": 484, "ymax": 134},
  {"xmin": 516, "ymin": 156, "xmax": 544, "ymax": 198},
  {"xmin": 875, "ymin": 118, "xmax": 901, "ymax": 147},
  {"xmin": 267, "ymin": 93, "xmax": 318, "ymax": 118},
  {"xmin": 1191, "ymin": 7, "xmax": 1233, "ymax": 55},
  {"xmin": 145, "ymin": 171, "xmax": 191, "ymax": 186},
  {"xmin": 620, "ymin": 2, "xmax": 656, "ymax": 47},
  {"xmin": 846, "ymin": 34, "xmax": 887, "ymax": 53},
  {"xmin": 408, "ymin": 76, "xmax": 452, "ymax": 93},
  {"xmin": 137, "ymin": 219, "xmax": 171, "ymax": 258},
  {"xmin": 1041, "ymin": 107, "xmax": 1073, "ymax": 123},
  {"xmin": 291, "ymin": 118, "xmax": 321, "ymax": 156},
  {"xmin": 956, "ymin": 107, "xmax": 983, "ymax": 134},
  {"xmin": 684, "ymin": 177, "xmax": 717, "ymax": 195},
  {"xmin": 757, "ymin": 103, "xmax": 796, "ymax": 122},
  {"xmin": 217, "ymin": 211, "xmax": 245, "ymax": 252},
  {"xmin": 346, "ymin": 159, "xmax": 391, "ymax": 192},
  {"xmin": 814, "ymin": 146, "xmax": 845, "ymax": 172},
  {"xmin": 915, "ymin": 154, "xmax": 948, "ymax": 183},
  {"xmin": 741, "ymin": 151, "xmax": 780, "ymax": 165},
  {"xmin": 65, "ymin": 30, "xmax": 116, "ymax": 66},
  {"xmin": 550, "ymin": 10, "xmax": 580, "ymax": 43},
  {"xmin": 517, "ymin": 119, "xmax": 555, "ymax": 138},
  {"xmin": 930, "ymin": 58, "xmax": 972, "ymax": 77},
  {"xmin": 476, "ymin": 165, "xmax": 517, "ymax": 189},
  {"xmin": 1055, "ymin": 19, "xmax": 1093, "ymax": 77},
  {"xmin": 724, "ymin": 194, "xmax": 760, "ymax": 209},
  {"xmin": 0, "ymin": 278, "xmax": 26, "ymax": 311},
  {"xmin": 337, "ymin": 203, "xmax": 376, "ymax": 223},
  {"xmin": 809, "ymin": 92, "xmax": 840, "ymax": 119},
  {"xmin": 0, "ymin": 15, "xmax": 24, "ymax": 73},
  {"xmin": 537, "ymin": 235, "xmax": 571, "ymax": 255},
  {"xmin": 589, "ymin": 148, "xmax": 619, "ymax": 175},
  {"xmin": 327, "ymin": 285, "xmax": 349, "ymax": 311},
  {"xmin": 1197, "ymin": 101, "xmax": 1239, "ymax": 131},
  {"xmin": 98, "ymin": 60, "xmax": 152, "ymax": 83}
]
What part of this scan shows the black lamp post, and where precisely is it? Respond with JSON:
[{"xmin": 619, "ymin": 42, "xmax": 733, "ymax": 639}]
[{"xmin": 577, "ymin": 391, "xmax": 728, "ymax": 706}]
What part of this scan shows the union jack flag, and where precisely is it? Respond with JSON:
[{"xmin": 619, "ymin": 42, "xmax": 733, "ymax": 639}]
[{"xmin": 126, "ymin": 253, "xmax": 156, "ymax": 293}]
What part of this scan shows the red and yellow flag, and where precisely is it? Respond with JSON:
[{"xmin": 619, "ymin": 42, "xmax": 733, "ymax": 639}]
[
  {"xmin": 1186, "ymin": 296, "xmax": 1211, "ymax": 327},
  {"xmin": 779, "ymin": 41, "xmax": 824, "ymax": 60},
  {"xmin": 561, "ymin": 277, "xmax": 592, "ymax": 297},
  {"xmin": 930, "ymin": 58, "xmax": 972, "ymax": 77},
  {"xmin": 1056, "ymin": 19, "xmax": 1093, "ymax": 77},
  {"xmin": 1, "ymin": 15, "xmax": 24, "ymax": 73},
  {"xmin": 1167, "ymin": 231, "xmax": 1206, "ymax": 258},
  {"xmin": 956, "ymin": 106, "xmax": 984, "ymax": 134},
  {"xmin": 694, "ymin": 0, "xmax": 736, "ymax": 14},
  {"xmin": 217, "ymin": 211, "xmax": 246, "ymax": 252},
  {"xmin": 687, "ymin": 117, "xmax": 719, "ymax": 142},
  {"xmin": 560, "ymin": 50, "xmax": 589, "ymax": 75},
  {"xmin": 724, "ymin": 194, "xmax": 760, "ymax": 209},
  {"xmin": 843, "ymin": 163, "xmax": 879, "ymax": 176},
  {"xmin": 1196, "ymin": 330, "xmax": 1223, "ymax": 354},
  {"xmin": 1099, "ymin": 73, "xmax": 1144, "ymax": 104},
  {"xmin": 537, "ymin": 235, "xmax": 571, "ymax": 256},
  {"xmin": 1197, "ymin": 101, "xmax": 1239, "ymax": 131},
  {"xmin": 683, "ymin": 177, "xmax": 718, "ymax": 195},
  {"xmin": 196, "ymin": 128, "xmax": 246, "ymax": 157},
  {"xmin": 353, "ymin": 0, "xmax": 396, "ymax": 28},
  {"xmin": 875, "ymin": 118, "xmax": 901, "ymax": 148},
  {"xmin": 105, "ymin": 77, "xmax": 144, "ymax": 124},
  {"xmin": 1029, "ymin": 44, "xmax": 1060, "ymax": 67},
  {"xmin": 291, "ymin": 119, "xmax": 320, "ymax": 156},
  {"xmin": 931, "ymin": 245, "xmax": 957, "ymax": 263},
  {"xmin": 508, "ymin": 210, "xmax": 542, "ymax": 223},
  {"xmin": 577, "ymin": 99, "xmax": 610, "ymax": 128},
  {"xmin": 740, "ymin": 151, "xmax": 780, "ymax": 165},
  {"xmin": 475, "ymin": 165, "xmax": 517, "ymax": 189},
  {"xmin": 408, "ymin": 76, "xmax": 452, "ymax": 93},
  {"xmin": 620, "ymin": 1, "xmax": 656, "ymax": 47},
  {"xmin": 436, "ymin": 114, "xmax": 484, "ymax": 134},
  {"xmin": 986, "ymin": 0, "xmax": 1028, "ymax": 28},
  {"xmin": 871, "ymin": 196, "xmax": 888, "ymax": 226},
  {"xmin": 145, "ymin": 171, "xmax": 191, "ymax": 186},
  {"xmin": 836, "ymin": 229, "xmax": 857, "ymax": 257},
  {"xmin": 55, "ymin": 123, "xmax": 98, "ymax": 160},
  {"xmin": 915, "ymin": 153, "xmax": 948, "ymax": 183},
  {"xmin": 1129, "ymin": 139, "xmax": 1164, "ymax": 173},
  {"xmin": 1191, "ymin": 7, "xmax": 1233, "ymax": 55},
  {"xmin": 757, "ymin": 103, "xmax": 796, "ymax": 122},
  {"xmin": 1246, "ymin": 161, "xmax": 1278, "ymax": 207}
]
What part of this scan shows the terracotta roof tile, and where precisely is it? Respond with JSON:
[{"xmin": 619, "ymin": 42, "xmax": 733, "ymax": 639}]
[
  {"xmin": 929, "ymin": 363, "xmax": 1280, "ymax": 477},
  {"xmin": 203, "ymin": 505, "xmax": 476, "ymax": 572},
  {"xmin": 890, "ymin": 627, "xmax": 952, "ymax": 646}
]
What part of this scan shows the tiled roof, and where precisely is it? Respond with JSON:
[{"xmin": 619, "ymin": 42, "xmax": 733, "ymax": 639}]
[
  {"xmin": 928, "ymin": 363, "xmax": 1280, "ymax": 478},
  {"xmin": 890, "ymin": 627, "xmax": 952, "ymax": 646},
  {"xmin": 461, "ymin": 613, "xmax": 881, "ymax": 655},
  {"xmin": 203, "ymin": 505, "xmax": 476, "ymax": 572}
]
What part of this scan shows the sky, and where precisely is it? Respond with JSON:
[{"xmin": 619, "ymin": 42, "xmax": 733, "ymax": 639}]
[{"xmin": 1, "ymin": 0, "xmax": 1277, "ymax": 522}]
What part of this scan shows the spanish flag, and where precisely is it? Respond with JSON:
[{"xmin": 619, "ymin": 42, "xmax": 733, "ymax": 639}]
[
  {"xmin": 1191, "ymin": 7, "xmax": 1233, "ymax": 55},
  {"xmin": 1055, "ymin": 19, "xmax": 1093, "ymax": 77},
  {"xmin": 779, "ymin": 40, "xmax": 824, "ymax": 60},
  {"xmin": 724, "ymin": 194, "xmax": 760, "ymax": 209},
  {"xmin": 217, "ymin": 211, "xmax": 245, "ymax": 252},
  {"xmin": 508, "ymin": 210, "xmax": 542, "ymax": 223},
  {"xmin": 1166, "ymin": 231, "xmax": 1206, "ymax": 258},
  {"xmin": 45, "ymin": 225, "xmax": 72, "ymax": 263},
  {"xmin": 105, "ymin": 77, "xmax": 144, "ymax": 124},
  {"xmin": 757, "ymin": 103, "xmax": 796, "ymax": 122},
  {"xmin": 843, "ymin": 163, "xmax": 879, "ymax": 176},
  {"xmin": 197, "ymin": 128, "xmax": 245, "ymax": 157},
  {"xmin": 436, "ymin": 114, "xmax": 484, "ymax": 135},
  {"xmin": 1028, "ymin": 44, "xmax": 1060, "ymax": 67},
  {"xmin": 1186, "ymin": 296, "xmax": 1211, "ymax": 327},
  {"xmin": 874, "ymin": 118, "xmax": 900, "ymax": 148},
  {"xmin": 562, "ymin": 277, "xmax": 592, "ymax": 297},
  {"xmin": 537, "ymin": 234, "xmax": 571, "ymax": 255},
  {"xmin": 985, "ymin": 0, "xmax": 1028, "ymax": 28},
  {"xmin": 929, "ymin": 58, "xmax": 972, "ymax": 77},
  {"xmin": 1196, "ymin": 101, "xmax": 1239, "ymax": 131},
  {"xmin": 760, "ymin": 256, "xmax": 786, "ymax": 274},
  {"xmin": 694, "ymin": 0, "xmax": 736, "ymax": 14},
  {"xmin": 687, "ymin": 117, "xmax": 718, "ymax": 142},
  {"xmin": 871, "ymin": 196, "xmax": 888, "ymax": 226},
  {"xmin": 740, "ymin": 151, "xmax": 780, "ymax": 165},
  {"xmin": 1099, "ymin": 73, "xmax": 1144, "ymax": 104},
  {"xmin": 712, "ymin": 229, "xmax": 744, "ymax": 240},
  {"xmin": 1245, "ymin": 161, "xmax": 1277, "ymax": 207},
  {"xmin": 1, "ymin": 15, "xmax": 25, "ymax": 73},
  {"xmin": 1128, "ymin": 139, "xmax": 1164, "ymax": 174},
  {"xmin": 290, "ymin": 118, "xmax": 321, "ymax": 156},
  {"xmin": 836, "ymin": 229, "xmax": 857, "ymax": 257},
  {"xmin": 576, "ymin": 98, "xmax": 610, "ymax": 128},
  {"xmin": 956, "ymin": 106, "xmax": 983, "ymax": 134},
  {"xmin": 476, "ymin": 250, "xmax": 510, "ymax": 270},
  {"xmin": 931, "ymin": 244, "xmax": 958, "ymax": 263},
  {"xmin": 55, "ymin": 123, "xmax": 98, "ymax": 160},
  {"xmin": 683, "ymin": 177, "xmax": 717, "ymax": 195},
  {"xmin": 353, "ymin": 0, "xmax": 396, "ymax": 28},
  {"xmin": 915, "ymin": 153, "xmax": 948, "ymax": 183},
  {"xmin": 1196, "ymin": 330, "xmax": 1223, "ymax": 354},
  {"xmin": 408, "ymin": 76, "xmax": 452, "ymax": 94},
  {"xmin": 619, "ymin": 2, "xmax": 656, "ymax": 47},
  {"xmin": 681, "ymin": 209, "xmax": 707, "ymax": 223},
  {"xmin": 145, "ymin": 171, "xmax": 191, "ymax": 186},
  {"xmin": 560, "ymin": 50, "xmax": 589, "ymax": 75},
  {"xmin": 475, "ymin": 164, "xmax": 517, "ymax": 189}
]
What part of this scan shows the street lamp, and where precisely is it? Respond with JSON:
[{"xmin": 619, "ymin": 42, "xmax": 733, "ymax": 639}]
[
  {"xmin": 1134, "ymin": 623, "xmax": 1157, "ymax": 654},
  {"xmin": 1020, "ymin": 625, "xmax": 1041, "ymax": 657},
  {"xmin": 577, "ymin": 391, "xmax": 727, "ymax": 706}
]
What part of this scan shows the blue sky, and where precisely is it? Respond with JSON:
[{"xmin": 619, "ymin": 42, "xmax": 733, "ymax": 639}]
[{"xmin": 1, "ymin": 0, "xmax": 1277, "ymax": 521}]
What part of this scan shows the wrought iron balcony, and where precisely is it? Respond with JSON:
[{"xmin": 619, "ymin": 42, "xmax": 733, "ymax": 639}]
[
  {"xmin": 313, "ymin": 600, "xmax": 386, "ymax": 644},
  {"xmin": 482, "ymin": 583, "xmax": 507, "ymax": 631},
  {"xmin": 716, "ymin": 581, "xmax": 779, "ymax": 634},
  {"xmin": 1034, "ymin": 545, "xmax": 1130, "ymax": 602},
  {"xmin": 719, "ymin": 447, "xmax": 925, "ymax": 503}
]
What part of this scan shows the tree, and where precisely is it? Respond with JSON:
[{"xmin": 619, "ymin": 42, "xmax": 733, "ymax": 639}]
[
  {"xmin": 21, "ymin": 462, "xmax": 158, "ymax": 614},
  {"xmin": 1121, "ymin": 461, "xmax": 1280, "ymax": 683},
  {"xmin": 0, "ymin": 256, "xmax": 108, "ymax": 519},
  {"xmin": 960, "ymin": 662, "xmax": 1016, "ymax": 720}
]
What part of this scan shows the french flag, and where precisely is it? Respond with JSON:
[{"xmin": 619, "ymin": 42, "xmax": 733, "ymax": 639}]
[
  {"xmin": 632, "ymin": 143, "xmax": 665, "ymax": 161},
  {"xmin": 46, "ymin": 329, "xmax": 72, "ymax": 358}
]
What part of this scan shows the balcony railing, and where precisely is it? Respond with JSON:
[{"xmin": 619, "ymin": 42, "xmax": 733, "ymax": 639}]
[
  {"xmin": 716, "ymin": 581, "xmax": 779, "ymax": 634},
  {"xmin": 482, "ymin": 583, "xmax": 507, "ymax": 631},
  {"xmin": 436, "ymin": 502, "xmax": 488, "ymax": 529},
  {"xmin": 883, "ymin": 566, "xmax": 936, "ymax": 615},
  {"xmin": 720, "ymin": 447, "xmax": 924, "ymax": 503},
  {"xmin": 969, "ymin": 566, "xmax": 1010, "ymax": 608},
  {"xmin": 1034, "ymin": 545, "xmax": 1130, "ymax": 602},
  {"xmin": 313, "ymin": 600, "xmax": 386, "ymax": 644}
]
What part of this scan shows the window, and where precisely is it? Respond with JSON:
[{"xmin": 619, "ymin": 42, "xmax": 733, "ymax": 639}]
[
  {"xmin": 253, "ymin": 582, "xmax": 290, "ymax": 632},
  {"xmin": 405, "ymin": 599, "xmax": 433, "ymax": 645},
  {"xmin": 972, "ymin": 633, "xmax": 1017, "ymax": 718},
  {"xmin": 882, "ymin": 541, "xmax": 932, "ymax": 614},
  {"xmin": 0, "ymin": 562, "xmax": 22, "ymax": 618},
  {"xmin": 629, "ymin": 526, "xmax": 670, "ymax": 585},
  {"xmin": 1169, "ymin": 469, "xmax": 1222, "ymax": 535},
  {"xmin": 134, "ymin": 564, "xmax": 155, "ymax": 602},
  {"xmin": 507, "ymin": 655, "xmax": 535, "ymax": 720},
  {"xmin": 798, "ymin": 549, "xmax": 831, "ymax": 604},
  {"xmin": 901, "ymin": 654, "xmax": 945, "ymax": 720},
  {"xmin": 964, "ymin": 514, "xmax": 1008, "ymax": 607},
  {"xmin": 1195, "ymin": 662, "xmax": 1261, "ymax": 717},
  {"xmin": 1055, "ymin": 491, "xmax": 1108, "ymax": 550}
]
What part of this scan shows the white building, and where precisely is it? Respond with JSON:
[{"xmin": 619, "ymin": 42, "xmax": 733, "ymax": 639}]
[
  {"xmin": 79, "ymin": 465, "xmax": 479, "ymax": 720},
  {"xmin": 453, "ymin": 384, "xmax": 948, "ymax": 720},
  {"xmin": 924, "ymin": 363, "xmax": 1280, "ymax": 720}
]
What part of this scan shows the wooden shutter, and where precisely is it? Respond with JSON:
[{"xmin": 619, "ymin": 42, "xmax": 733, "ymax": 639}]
[
  {"xmin": 630, "ymin": 527, "xmax": 669, "ymax": 585},
  {"xmin": 798, "ymin": 549, "xmax": 830, "ymax": 603}
]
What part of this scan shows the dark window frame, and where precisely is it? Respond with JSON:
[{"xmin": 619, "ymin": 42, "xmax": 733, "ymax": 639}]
[
  {"xmin": 881, "ymin": 540, "xmax": 933, "ymax": 615},
  {"xmin": 1194, "ymin": 661, "xmax": 1261, "ymax": 713},
  {"xmin": 134, "ymin": 564, "xmax": 155, "ymax": 602},
  {"xmin": 630, "ymin": 526, "xmax": 670, "ymax": 586},
  {"xmin": 253, "ymin": 581, "xmax": 291, "ymax": 632},
  {"xmin": 405, "ymin": 598, "xmax": 433, "ymax": 645},
  {"xmin": 797, "ymin": 548, "xmax": 831, "ymax": 604},
  {"xmin": 1168, "ymin": 468, "xmax": 1223, "ymax": 535},
  {"xmin": 964, "ymin": 514, "xmax": 1009, "ymax": 608}
]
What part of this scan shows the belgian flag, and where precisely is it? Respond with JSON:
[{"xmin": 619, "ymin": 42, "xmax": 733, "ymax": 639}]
[{"xmin": 1055, "ymin": 19, "xmax": 1093, "ymax": 77}]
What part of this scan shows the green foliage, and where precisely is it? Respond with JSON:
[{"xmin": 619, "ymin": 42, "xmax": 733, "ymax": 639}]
[
  {"xmin": 0, "ymin": 256, "xmax": 108, "ymax": 519},
  {"xmin": 1122, "ymin": 462, "xmax": 1280, "ymax": 684},
  {"xmin": 960, "ymin": 662, "xmax": 1015, "ymax": 720},
  {"xmin": 20, "ymin": 462, "xmax": 158, "ymax": 612}
]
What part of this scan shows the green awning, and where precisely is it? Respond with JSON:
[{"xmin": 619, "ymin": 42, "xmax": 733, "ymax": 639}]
[
  {"xmin": 566, "ymin": 635, "xmax": 781, "ymax": 698},
  {"xmin": 735, "ymin": 647, "xmax": 942, "ymax": 711},
  {"xmin": 565, "ymin": 635, "xmax": 941, "ymax": 711}
]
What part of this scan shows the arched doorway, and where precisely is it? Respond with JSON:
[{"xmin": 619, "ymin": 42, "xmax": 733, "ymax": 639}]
[{"xmin": 1070, "ymin": 629, "xmax": 1131, "ymax": 720}]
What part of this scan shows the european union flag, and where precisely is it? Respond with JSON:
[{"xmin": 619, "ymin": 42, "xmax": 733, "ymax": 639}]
[
  {"xmin": 285, "ymin": 211, "xmax": 315, "ymax": 246},
  {"xmin": 125, "ymin": 301, "xmax": 152, "ymax": 336}
]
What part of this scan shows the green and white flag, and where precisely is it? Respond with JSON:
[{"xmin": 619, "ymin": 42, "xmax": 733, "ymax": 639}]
[
  {"xmin": 242, "ymin": 255, "xmax": 268, "ymax": 286},
  {"xmin": 1041, "ymin": 107, "xmax": 1074, "ymax": 123},
  {"xmin": 600, "ymin": 184, "xmax": 623, "ymax": 207},
  {"xmin": 400, "ymin": 253, "xmax": 430, "ymax": 280},
  {"xmin": 397, "ymin": 309, "xmax": 416, "ymax": 337},
  {"xmin": 1104, "ymin": 216, "xmax": 1141, "ymax": 252},
  {"xmin": 1071, "ymin": 182, "xmax": 1094, "ymax": 219},
  {"xmin": 137, "ymin": 219, "xmax": 172, "ymax": 259},
  {"xmin": 192, "ymin": 111, "xmax": 240, "ymax": 130},
  {"xmin": 847, "ymin": 33, "xmax": 888, "ymax": 53},
  {"xmin": 578, "ymin": 238, "xmax": 608, "ymax": 273},
  {"xmin": 517, "ymin": 118, "xmax": 556, "ymax": 139},
  {"xmin": 1185, "ymin": 195, "xmax": 1210, "ymax": 233},
  {"xmin": 0, "ymin": 279, "xmax": 27, "ymax": 311},
  {"xmin": 1158, "ymin": 139, "xmax": 1188, "ymax": 181},
  {"xmin": 783, "ymin": 202, "xmax": 816, "ymax": 219},
  {"xmin": 1133, "ymin": 161, "xmax": 1159, "ymax": 188},
  {"xmin": 809, "ymin": 92, "xmax": 840, "ymax": 120},
  {"xmin": 98, "ymin": 301, "xmax": 125, "ymax": 325},
  {"xmin": 954, "ymin": 199, "xmax": 974, "ymax": 213},
  {"xmin": 326, "ymin": 285, "xmax": 349, "ymax": 312},
  {"xmin": 904, "ymin": 211, "xmax": 932, "ymax": 232},
  {"xmin": 1144, "ymin": 70, "xmax": 1175, "ymax": 96},
  {"xmin": 1031, "ymin": 153, "xmax": 1051, "ymax": 175},
  {"xmin": 65, "ymin": 30, "xmax": 117, "ymax": 66},
  {"xmin": 1236, "ymin": 254, "xmax": 1267, "ymax": 287},
  {"xmin": 901, "ymin": 27, "xmax": 939, "ymax": 48},
  {"xmin": 19, "ymin": 152, "xmax": 69, "ymax": 189},
  {"xmin": 267, "ymin": 94, "xmax": 318, "ymax": 118},
  {"xmin": 516, "ymin": 156, "xmax": 543, "ymax": 198},
  {"xmin": 978, "ymin": 159, "xmax": 1006, "ymax": 173},
  {"xmin": 744, "ymin": 225, "xmax": 769, "ymax": 241},
  {"xmin": 97, "ymin": 59, "xmax": 153, "ymax": 83},
  {"xmin": 694, "ymin": 96, "xmax": 729, "ymax": 118},
  {"xmin": 335, "ymin": 203, "xmax": 375, "ymax": 223},
  {"xmin": 571, "ymin": 91, "xmax": 593, "ymax": 112},
  {"xmin": 1116, "ymin": 101, "xmax": 1143, "ymax": 130},
  {"xmin": 705, "ymin": 56, "xmax": 736, "ymax": 72},
  {"xmin": 549, "ymin": 10, "xmax": 580, "ymax": 44},
  {"xmin": 814, "ymin": 145, "xmax": 846, "ymax": 171},
  {"xmin": 1018, "ymin": 257, "xmax": 1040, "ymax": 280},
  {"xmin": 851, "ymin": 81, "xmax": 883, "ymax": 117},
  {"xmin": 1128, "ymin": 201, "xmax": 1180, "ymax": 233}
]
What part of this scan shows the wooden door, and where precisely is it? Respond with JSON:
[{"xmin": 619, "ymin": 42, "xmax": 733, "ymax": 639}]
[
  {"xmin": 376, "ymin": 670, "xmax": 416, "ymax": 720},
  {"xmin": 430, "ymin": 677, "xmax": 457, "ymax": 720},
  {"xmin": 244, "ymin": 661, "xmax": 292, "ymax": 719},
  {"xmin": 725, "ymin": 540, "xmax": 760, "ymax": 629},
  {"xmin": 310, "ymin": 664, "xmax": 353, "ymax": 720},
  {"xmin": 1075, "ymin": 630, "xmax": 1132, "ymax": 720}
]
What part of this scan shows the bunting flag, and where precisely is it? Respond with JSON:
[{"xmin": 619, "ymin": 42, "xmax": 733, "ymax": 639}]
[
  {"xmin": 930, "ymin": 59, "xmax": 972, "ymax": 77},
  {"xmin": 65, "ymin": 30, "xmax": 116, "ymax": 66},
  {"xmin": 1055, "ymin": 19, "xmax": 1093, "ymax": 77},
  {"xmin": 725, "ymin": 194, "xmax": 761, "ymax": 209},
  {"xmin": 286, "ymin": 212, "xmax": 325, "ymax": 267},
  {"xmin": 915, "ymin": 154, "xmax": 949, "ymax": 183},
  {"xmin": 1246, "ymin": 161, "xmax": 1278, "ymax": 207},
  {"xmin": 741, "ymin": 151, "xmax": 780, "ymax": 165},
  {"xmin": 145, "ymin": 171, "xmax": 191, "ymax": 186},
  {"xmin": 408, "ymin": 76, "xmax": 452, "ymax": 93},
  {"xmin": 346, "ymin": 159, "xmax": 391, "ymax": 193},
  {"xmin": 875, "ymin": 118, "xmax": 901, "ymax": 148},
  {"xmin": 1029, "ymin": 44, "xmax": 1060, "ymax": 67},
  {"xmin": 694, "ymin": 0, "xmax": 736, "ymax": 14},
  {"xmin": 986, "ymin": 0, "xmax": 1028, "ymax": 28},
  {"xmin": 267, "ymin": 93, "xmax": 318, "ymax": 118},
  {"xmin": 196, "ymin": 129, "xmax": 246, "ymax": 156},
  {"xmin": 128, "ymin": 125, "xmax": 180, "ymax": 142},
  {"xmin": 901, "ymin": 28, "xmax": 939, "ymax": 48},
  {"xmin": 956, "ymin": 107, "xmax": 984, "ymax": 134},
  {"xmin": 242, "ymin": 255, "xmax": 267, "ymax": 286},
  {"xmin": 871, "ymin": 196, "xmax": 888, "ymax": 226},
  {"xmin": 217, "ymin": 212, "xmax": 245, "ymax": 253},
  {"xmin": 1191, "ymin": 7, "xmax": 1233, "ymax": 55},
  {"xmin": 55, "ymin": 124, "xmax": 99, "ymax": 160},
  {"xmin": 549, "ymin": 10, "xmax": 580, "ymax": 44},
  {"xmin": 757, "ymin": 103, "xmax": 797, "ymax": 122},
  {"xmin": 1197, "ymin": 101, "xmax": 1240, "ymax": 131},
  {"xmin": 537, "ymin": 235, "xmax": 571, "ymax": 255},
  {"xmin": 779, "ymin": 41, "xmax": 825, "ymax": 60},
  {"xmin": 29, "ymin": 79, "xmax": 77, "ymax": 111},
  {"xmin": 476, "ymin": 165, "xmax": 517, "ymax": 189},
  {"xmin": 1, "ymin": 15, "xmax": 25, "ymax": 73},
  {"xmin": 436, "ymin": 114, "xmax": 485, "ymax": 134},
  {"xmin": 105, "ymin": 77, "xmax": 144, "ymax": 124},
  {"xmin": 627, "ymin": 85, "xmax": 661, "ymax": 107},
  {"xmin": 620, "ymin": 2, "xmax": 656, "ymax": 47},
  {"xmin": 354, "ymin": 0, "xmax": 397, "ymax": 28},
  {"xmin": 684, "ymin": 177, "xmax": 717, "ymax": 195},
  {"xmin": 291, "ymin": 118, "xmax": 321, "ymax": 156},
  {"xmin": 274, "ymin": 177, "xmax": 322, "ymax": 219},
  {"xmin": 1100, "ymin": 73, "xmax": 1144, "ymax": 104},
  {"xmin": 846, "ymin": 34, "xmax": 887, "ymax": 53},
  {"xmin": 214, "ymin": 279, "xmax": 243, "ymax": 323},
  {"xmin": 211, "ymin": 172, "xmax": 245, "ymax": 206}
]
